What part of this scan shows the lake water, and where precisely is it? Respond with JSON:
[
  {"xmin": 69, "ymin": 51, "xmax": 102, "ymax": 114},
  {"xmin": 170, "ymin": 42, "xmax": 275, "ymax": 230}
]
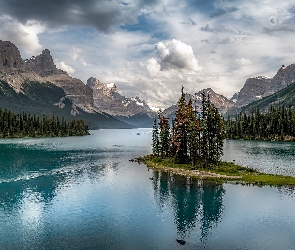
[{"xmin": 0, "ymin": 129, "xmax": 295, "ymax": 249}]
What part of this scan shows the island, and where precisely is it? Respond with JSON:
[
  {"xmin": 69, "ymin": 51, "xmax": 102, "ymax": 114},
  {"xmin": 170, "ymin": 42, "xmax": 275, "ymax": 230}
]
[{"xmin": 137, "ymin": 87, "xmax": 295, "ymax": 187}]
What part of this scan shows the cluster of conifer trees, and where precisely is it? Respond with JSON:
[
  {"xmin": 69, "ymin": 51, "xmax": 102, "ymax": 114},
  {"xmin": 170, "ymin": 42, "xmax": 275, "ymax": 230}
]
[
  {"xmin": 0, "ymin": 108, "xmax": 90, "ymax": 138},
  {"xmin": 152, "ymin": 88, "xmax": 226, "ymax": 167},
  {"xmin": 225, "ymin": 106, "xmax": 295, "ymax": 141}
]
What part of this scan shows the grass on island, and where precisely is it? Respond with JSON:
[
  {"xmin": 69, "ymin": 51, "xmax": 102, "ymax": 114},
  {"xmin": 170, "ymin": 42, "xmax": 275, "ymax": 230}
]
[{"xmin": 136, "ymin": 155, "xmax": 295, "ymax": 187}]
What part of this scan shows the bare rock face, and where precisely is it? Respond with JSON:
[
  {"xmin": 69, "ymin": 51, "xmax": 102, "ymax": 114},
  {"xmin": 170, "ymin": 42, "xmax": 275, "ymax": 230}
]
[
  {"xmin": 234, "ymin": 65, "xmax": 295, "ymax": 108},
  {"xmin": 0, "ymin": 40, "xmax": 24, "ymax": 68},
  {"xmin": 234, "ymin": 76, "xmax": 272, "ymax": 108},
  {"xmin": 198, "ymin": 88, "xmax": 234, "ymax": 114},
  {"xmin": 0, "ymin": 40, "xmax": 96, "ymax": 113},
  {"xmin": 230, "ymin": 92, "xmax": 239, "ymax": 103},
  {"xmin": 25, "ymin": 49, "xmax": 95, "ymax": 112},
  {"xmin": 87, "ymin": 77, "xmax": 152, "ymax": 117},
  {"xmin": 25, "ymin": 49, "xmax": 66, "ymax": 77},
  {"xmin": 268, "ymin": 64, "xmax": 295, "ymax": 94},
  {"xmin": 0, "ymin": 41, "xmax": 43, "ymax": 92}
]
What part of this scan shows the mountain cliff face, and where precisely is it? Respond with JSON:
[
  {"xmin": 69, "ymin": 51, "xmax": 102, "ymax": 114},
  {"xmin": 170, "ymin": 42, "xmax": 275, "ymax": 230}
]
[
  {"xmin": 233, "ymin": 65, "xmax": 295, "ymax": 108},
  {"xmin": 234, "ymin": 76, "xmax": 272, "ymax": 108},
  {"xmin": 162, "ymin": 88, "xmax": 234, "ymax": 118},
  {"xmin": 0, "ymin": 41, "xmax": 95, "ymax": 113},
  {"xmin": 0, "ymin": 41, "xmax": 44, "ymax": 92},
  {"xmin": 0, "ymin": 40, "xmax": 133, "ymax": 129},
  {"xmin": 87, "ymin": 77, "xmax": 153, "ymax": 117},
  {"xmin": 239, "ymin": 81, "xmax": 295, "ymax": 114},
  {"xmin": 268, "ymin": 64, "xmax": 295, "ymax": 94},
  {"xmin": 26, "ymin": 49, "xmax": 95, "ymax": 112}
]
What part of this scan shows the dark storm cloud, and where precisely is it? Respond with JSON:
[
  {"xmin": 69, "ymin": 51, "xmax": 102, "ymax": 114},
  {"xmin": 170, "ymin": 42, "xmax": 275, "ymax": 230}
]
[
  {"xmin": 0, "ymin": 0, "xmax": 160, "ymax": 32},
  {"xmin": 209, "ymin": 6, "xmax": 238, "ymax": 18}
]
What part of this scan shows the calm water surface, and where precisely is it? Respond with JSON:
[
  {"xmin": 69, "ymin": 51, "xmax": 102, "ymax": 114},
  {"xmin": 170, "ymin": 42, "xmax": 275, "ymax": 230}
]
[{"xmin": 0, "ymin": 129, "xmax": 295, "ymax": 249}]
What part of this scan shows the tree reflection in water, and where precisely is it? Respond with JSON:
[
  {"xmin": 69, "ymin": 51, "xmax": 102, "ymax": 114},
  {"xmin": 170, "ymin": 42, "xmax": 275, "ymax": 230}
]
[{"xmin": 152, "ymin": 171, "xmax": 225, "ymax": 241}]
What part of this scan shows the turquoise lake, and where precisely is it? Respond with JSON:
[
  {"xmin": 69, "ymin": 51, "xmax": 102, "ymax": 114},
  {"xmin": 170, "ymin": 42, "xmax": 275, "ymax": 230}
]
[{"xmin": 0, "ymin": 129, "xmax": 295, "ymax": 249}]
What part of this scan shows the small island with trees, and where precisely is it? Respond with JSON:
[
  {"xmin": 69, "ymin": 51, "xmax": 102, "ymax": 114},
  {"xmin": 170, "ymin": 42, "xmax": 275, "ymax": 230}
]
[
  {"xmin": 0, "ymin": 108, "xmax": 90, "ymax": 138},
  {"xmin": 138, "ymin": 87, "xmax": 295, "ymax": 186}
]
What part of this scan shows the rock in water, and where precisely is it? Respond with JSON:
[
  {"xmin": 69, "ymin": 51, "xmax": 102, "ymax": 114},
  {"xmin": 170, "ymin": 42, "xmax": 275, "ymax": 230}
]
[{"xmin": 176, "ymin": 239, "xmax": 186, "ymax": 245}]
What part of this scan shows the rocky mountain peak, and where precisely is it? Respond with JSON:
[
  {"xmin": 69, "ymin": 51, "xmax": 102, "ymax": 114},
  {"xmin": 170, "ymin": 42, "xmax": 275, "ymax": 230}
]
[
  {"xmin": 233, "ymin": 63, "xmax": 295, "ymax": 109},
  {"xmin": 0, "ymin": 40, "xmax": 24, "ymax": 68},
  {"xmin": 163, "ymin": 88, "xmax": 234, "ymax": 118},
  {"xmin": 87, "ymin": 77, "xmax": 152, "ymax": 117},
  {"xmin": 230, "ymin": 92, "xmax": 239, "ymax": 103},
  {"xmin": 200, "ymin": 87, "xmax": 213, "ymax": 94},
  {"xmin": 234, "ymin": 76, "xmax": 273, "ymax": 108},
  {"xmin": 268, "ymin": 63, "xmax": 295, "ymax": 94},
  {"xmin": 25, "ymin": 49, "xmax": 66, "ymax": 77},
  {"xmin": 86, "ymin": 77, "xmax": 119, "ymax": 98}
]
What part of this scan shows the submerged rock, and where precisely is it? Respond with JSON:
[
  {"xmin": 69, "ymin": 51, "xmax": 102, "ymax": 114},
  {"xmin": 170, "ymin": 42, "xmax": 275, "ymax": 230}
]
[{"xmin": 176, "ymin": 239, "xmax": 186, "ymax": 245}]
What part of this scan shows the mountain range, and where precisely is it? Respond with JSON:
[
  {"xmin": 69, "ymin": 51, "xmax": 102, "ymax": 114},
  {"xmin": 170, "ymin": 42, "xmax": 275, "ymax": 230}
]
[
  {"xmin": 0, "ymin": 40, "xmax": 152, "ymax": 129},
  {"xmin": 1, "ymin": 40, "xmax": 295, "ymax": 128}
]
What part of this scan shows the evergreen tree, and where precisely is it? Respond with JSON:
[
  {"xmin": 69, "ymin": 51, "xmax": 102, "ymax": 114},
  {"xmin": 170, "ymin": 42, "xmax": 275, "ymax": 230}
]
[
  {"xmin": 187, "ymin": 99, "xmax": 201, "ymax": 166},
  {"xmin": 158, "ymin": 113, "xmax": 170, "ymax": 158},
  {"xmin": 151, "ymin": 87, "xmax": 226, "ymax": 167},
  {"xmin": 152, "ymin": 119, "xmax": 160, "ymax": 156},
  {"xmin": 0, "ymin": 108, "xmax": 89, "ymax": 138},
  {"xmin": 171, "ymin": 86, "xmax": 189, "ymax": 163}
]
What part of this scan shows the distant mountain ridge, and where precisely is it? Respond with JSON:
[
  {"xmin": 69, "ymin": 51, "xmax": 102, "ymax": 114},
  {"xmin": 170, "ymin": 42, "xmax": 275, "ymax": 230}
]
[
  {"xmin": 162, "ymin": 88, "xmax": 234, "ymax": 119},
  {"xmin": 0, "ymin": 40, "xmax": 133, "ymax": 129},
  {"xmin": 86, "ymin": 77, "xmax": 153, "ymax": 117},
  {"xmin": 237, "ymin": 81, "xmax": 295, "ymax": 115},
  {"xmin": 2, "ymin": 40, "xmax": 295, "ymax": 127},
  {"xmin": 232, "ymin": 64, "xmax": 295, "ymax": 108}
]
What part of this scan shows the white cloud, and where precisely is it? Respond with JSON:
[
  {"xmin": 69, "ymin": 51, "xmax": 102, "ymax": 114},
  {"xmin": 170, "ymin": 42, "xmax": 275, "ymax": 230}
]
[
  {"xmin": 54, "ymin": 59, "xmax": 75, "ymax": 74},
  {"xmin": 236, "ymin": 58, "xmax": 252, "ymax": 65},
  {"xmin": 155, "ymin": 39, "xmax": 202, "ymax": 72},
  {"xmin": 2, "ymin": 1, "xmax": 295, "ymax": 109},
  {"xmin": 145, "ymin": 57, "xmax": 161, "ymax": 76},
  {"xmin": 69, "ymin": 47, "xmax": 82, "ymax": 60},
  {"xmin": 0, "ymin": 15, "xmax": 44, "ymax": 58}
]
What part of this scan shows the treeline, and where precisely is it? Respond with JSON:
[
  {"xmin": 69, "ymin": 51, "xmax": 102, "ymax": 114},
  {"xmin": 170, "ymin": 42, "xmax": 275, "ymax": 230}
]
[
  {"xmin": 225, "ymin": 106, "xmax": 295, "ymax": 141},
  {"xmin": 152, "ymin": 87, "xmax": 225, "ymax": 167},
  {"xmin": 0, "ymin": 108, "xmax": 90, "ymax": 138}
]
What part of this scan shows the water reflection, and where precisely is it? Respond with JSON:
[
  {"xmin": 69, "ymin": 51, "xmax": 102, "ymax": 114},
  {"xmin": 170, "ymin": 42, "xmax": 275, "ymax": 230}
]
[
  {"xmin": 152, "ymin": 171, "xmax": 225, "ymax": 241},
  {"xmin": 278, "ymin": 185, "xmax": 295, "ymax": 199}
]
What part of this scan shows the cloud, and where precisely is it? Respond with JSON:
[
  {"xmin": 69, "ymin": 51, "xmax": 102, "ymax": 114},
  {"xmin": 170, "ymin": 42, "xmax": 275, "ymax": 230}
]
[
  {"xmin": 236, "ymin": 58, "xmax": 252, "ymax": 65},
  {"xmin": 180, "ymin": 18, "xmax": 197, "ymax": 26},
  {"xmin": 200, "ymin": 24, "xmax": 237, "ymax": 34},
  {"xmin": 68, "ymin": 46, "xmax": 89, "ymax": 66},
  {"xmin": 217, "ymin": 37, "xmax": 236, "ymax": 44},
  {"xmin": 0, "ymin": 15, "xmax": 43, "ymax": 58},
  {"xmin": 209, "ymin": 7, "xmax": 238, "ymax": 18},
  {"xmin": 54, "ymin": 59, "xmax": 75, "ymax": 74},
  {"xmin": 145, "ymin": 57, "xmax": 161, "ymax": 75},
  {"xmin": 155, "ymin": 39, "xmax": 202, "ymax": 72},
  {"xmin": 263, "ymin": 25, "xmax": 295, "ymax": 35},
  {"xmin": 69, "ymin": 47, "xmax": 82, "ymax": 60},
  {"xmin": 2, "ymin": 0, "xmax": 295, "ymax": 109},
  {"xmin": 0, "ymin": 0, "xmax": 161, "ymax": 33}
]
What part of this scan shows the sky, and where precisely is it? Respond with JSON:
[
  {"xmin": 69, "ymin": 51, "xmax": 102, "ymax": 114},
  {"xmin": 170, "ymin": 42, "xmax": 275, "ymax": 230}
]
[{"xmin": 0, "ymin": 0, "xmax": 295, "ymax": 109}]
